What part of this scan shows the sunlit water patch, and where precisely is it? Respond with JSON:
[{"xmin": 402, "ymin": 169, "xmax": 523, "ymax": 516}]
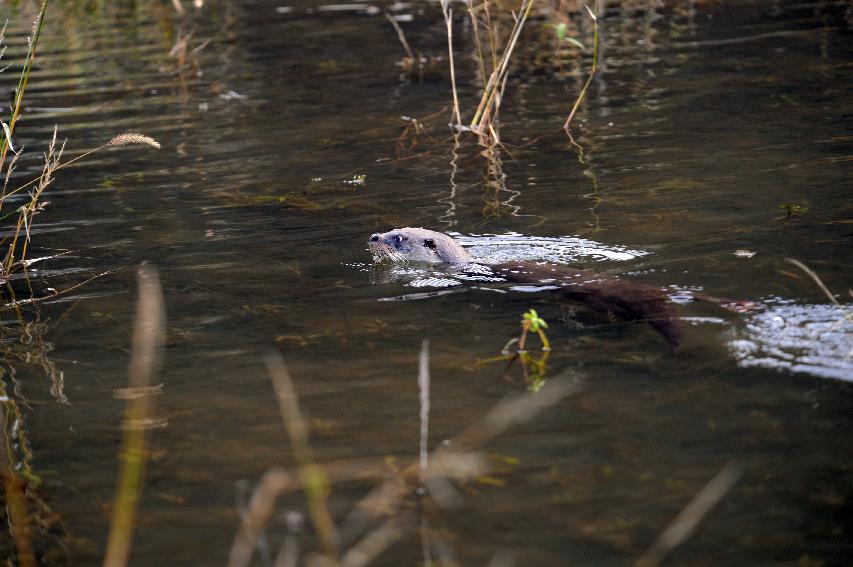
[
  {"xmin": 728, "ymin": 303, "xmax": 853, "ymax": 382},
  {"xmin": 453, "ymin": 232, "xmax": 649, "ymax": 263}
]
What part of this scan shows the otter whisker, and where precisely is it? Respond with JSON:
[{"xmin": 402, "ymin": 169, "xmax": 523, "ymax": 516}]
[{"xmin": 392, "ymin": 252, "xmax": 409, "ymax": 264}]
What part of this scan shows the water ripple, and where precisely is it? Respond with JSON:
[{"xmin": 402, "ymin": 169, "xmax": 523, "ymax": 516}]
[
  {"xmin": 453, "ymin": 232, "xmax": 649, "ymax": 263},
  {"xmin": 729, "ymin": 303, "xmax": 853, "ymax": 382}
]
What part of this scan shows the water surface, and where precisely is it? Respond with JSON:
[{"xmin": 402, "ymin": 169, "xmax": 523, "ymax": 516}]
[{"xmin": 2, "ymin": 1, "xmax": 852, "ymax": 565}]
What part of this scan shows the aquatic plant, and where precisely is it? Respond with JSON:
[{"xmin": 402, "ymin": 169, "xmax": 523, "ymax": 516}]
[
  {"xmin": 429, "ymin": 0, "xmax": 596, "ymax": 140},
  {"xmin": 229, "ymin": 345, "xmax": 579, "ymax": 566},
  {"xmin": 0, "ymin": 131, "xmax": 160, "ymax": 293},
  {"xmin": 475, "ymin": 308, "xmax": 552, "ymax": 391},
  {"xmin": 778, "ymin": 202, "xmax": 808, "ymax": 219},
  {"xmin": 0, "ymin": 5, "xmax": 163, "ymax": 563},
  {"xmin": 468, "ymin": 0, "xmax": 536, "ymax": 136},
  {"xmin": 521, "ymin": 308, "xmax": 550, "ymax": 351},
  {"xmin": 0, "ymin": 0, "xmax": 157, "ymax": 294}
]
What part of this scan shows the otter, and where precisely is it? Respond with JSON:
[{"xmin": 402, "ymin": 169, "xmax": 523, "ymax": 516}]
[{"xmin": 368, "ymin": 227, "xmax": 685, "ymax": 348}]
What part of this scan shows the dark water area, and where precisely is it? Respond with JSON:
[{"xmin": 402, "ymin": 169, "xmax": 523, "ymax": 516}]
[{"xmin": 1, "ymin": 0, "xmax": 852, "ymax": 565}]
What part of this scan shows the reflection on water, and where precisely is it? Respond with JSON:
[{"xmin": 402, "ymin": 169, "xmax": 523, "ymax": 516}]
[
  {"xmin": 0, "ymin": 0, "xmax": 851, "ymax": 564},
  {"xmin": 730, "ymin": 302, "xmax": 853, "ymax": 382}
]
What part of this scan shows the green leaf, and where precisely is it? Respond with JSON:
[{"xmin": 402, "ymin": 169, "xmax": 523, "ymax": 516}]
[{"xmin": 564, "ymin": 36, "xmax": 585, "ymax": 49}]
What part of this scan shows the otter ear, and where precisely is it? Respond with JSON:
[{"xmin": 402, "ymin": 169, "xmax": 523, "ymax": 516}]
[{"xmin": 423, "ymin": 239, "xmax": 436, "ymax": 250}]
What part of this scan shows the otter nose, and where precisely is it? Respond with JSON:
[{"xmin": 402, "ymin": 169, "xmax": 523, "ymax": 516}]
[{"xmin": 369, "ymin": 234, "xmax": 380, "ymax": 242}]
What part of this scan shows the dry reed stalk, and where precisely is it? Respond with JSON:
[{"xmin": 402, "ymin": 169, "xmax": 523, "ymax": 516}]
[
  {"xmin": 0, "ymin": 268, "xmax": 124, "ymax": 312},
  {"xmin": 383, "ymin": 11, "xmax": 415, "ymax": 64},
  {"xmin": 340, "ymin": 513, "xmax": 414, "ymax": 567},
  {"xmin": 103, "ymin": 265, "xmax": 166, "ymax": 567},
  {"xmin": 229, "ymin": 468, "xmax": 295, "ymax": 567},
  {"xmin": 2, "ymin": 133, "xmax": 160, "ymax": 205},
  {"xmin": 1, "ymin": 148, "xmax": 22, "ymax": 205},
  {"xmin": 418, "ymin": 339, "xmax": 430, "ymax": 473},
  {"xmin": 635, "ymin": 462, "xmax": 742, "ymax": 567},
  {"xmin": 0, "ymin": 131, "xmax": 159, "ymax": 280},
  {"xmin": 231, "ymin": 348, "xmax": 579, "ymax": 566},
  {"xmin": 228, "ymin": 455, "xmax": 425, "ymax": 567},
  {"xmin": 470, "ymin": 0, "xmax": 536, "ymax": 133},
  {"xmin": 10, "ymin": 128, "xmax": 65, "ymax": 270},
  {"xmin": 338, "ymin": 378, "xmax": 578, "ymax": 546},
  {"xmin": 440, "ymin": 0, "xmax": 462, "ymax": 126},
  {"xmin": 784, "ymin": 258, "xmax": 840, "ymax": 306},
  {"xmin": 466, "ymin": 0, "xmax": 488, "ymax": 88},
  {"xmin": 486, "ymin": 549, "xmax": 516, "ymax": 567},
  {"xmin": 265, "ymin": 352, "xmax": 340, "ymax": 559},
  {"xmin": 444, "ymin": 379, "xmax": 578, "ymax": 452},
  {"xmin": 563, "ymin": 5, "xmax": 599, "ymax": 130}
]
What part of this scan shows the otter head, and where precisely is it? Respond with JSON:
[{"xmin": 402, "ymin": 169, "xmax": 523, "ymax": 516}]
[{"xmin": 368, "ymin": 227, "xmax": 474, "ymax": 265}]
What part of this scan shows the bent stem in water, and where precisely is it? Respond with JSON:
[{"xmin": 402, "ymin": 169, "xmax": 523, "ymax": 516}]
[
  {"xmin": 1, "ymin": 133, "xmax": 161, "ymax": 207},
  {"xmin": 0, "ymin": 132, "xmax": 160, "ymax": 279}
]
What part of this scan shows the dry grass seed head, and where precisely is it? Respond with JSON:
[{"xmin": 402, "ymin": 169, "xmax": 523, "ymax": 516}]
[{"xmin": 108, "ymin": 133, "xmax": 161, "ymax": 150}]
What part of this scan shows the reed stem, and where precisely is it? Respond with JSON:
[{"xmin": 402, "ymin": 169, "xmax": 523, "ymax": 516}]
[{"xmin": 563, "ymin": 5, "xmax": 599, "ymax": 130}]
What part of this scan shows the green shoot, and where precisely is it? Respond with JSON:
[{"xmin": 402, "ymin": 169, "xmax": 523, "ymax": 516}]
[
  {"xmin": 475, "ymin": 308, "xmax": 553, "ymax": 392},
  {"xmin": 779, "ymin": 202, "xmax": 808, "ymax": 219}
]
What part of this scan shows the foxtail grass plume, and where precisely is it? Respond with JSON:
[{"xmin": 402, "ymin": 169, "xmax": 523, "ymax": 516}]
[{"xmin": 107, "ymin": 133, "xmax": 161, "ymax": 150}]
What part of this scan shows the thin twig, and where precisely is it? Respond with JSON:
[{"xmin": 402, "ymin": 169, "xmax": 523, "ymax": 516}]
[
  {"xmin": 383, "ymin": 11, "xmax": 415, "ymax": 62},
  {"xmin": 635, "ymin": 462, "xmax": 743, "ymax": 567},
  {"xmin": 440, "ymin": 1, "xmax": 462, "ymax": 126},
  {"xmin": 784, "ymin": 258, "xmax": 840, "ymax": 306},
  {"xmin": 340, "ymin": 513, "xmax": 414, "ymax": 567},
  {"xmin": 418, "ymin": 339, "xmax": 430, "ymax": 473},
  {"xmin": 466, "ymin": 0, "xmax": 488, "ymax": 88},
  {"xmin": 265, "ymin": 353, "xmax": 340, "ymax": 560},
  {"xmin": 471, "ymin": 0, "xmax": 535, "ymax": 132},
  {"xmin": 228, "ymin": 468, "xmax": 294, "ymax": 567},
  {"xmin": 0, "ymin": 267, "xmax": 125, "ymax": 311},
  {"xmin": 564, "ymin": 5, "xmax": 599, "ymax": 130},
  {"xmin": 2, "ymin": 133, "xmax": 160, "ymax": 204}
]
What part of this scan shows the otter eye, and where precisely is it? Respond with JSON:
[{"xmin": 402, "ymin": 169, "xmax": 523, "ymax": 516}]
[{"xmin": 394, "ymin": 235, "xmax": 404, "ymax": 244}]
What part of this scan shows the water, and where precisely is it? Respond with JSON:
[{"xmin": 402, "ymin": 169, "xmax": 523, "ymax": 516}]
[{"xmin": 1, "ymin": 1, "xmax": 852, "ymax": 565}]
